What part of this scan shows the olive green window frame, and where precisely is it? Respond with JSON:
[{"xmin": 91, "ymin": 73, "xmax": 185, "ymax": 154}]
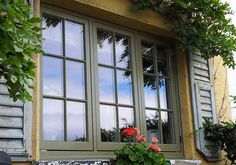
[
  {"xmin": 136, "ymin": 35, "xmax": 181, "ymax": 152},
  {"xmin": 40, "ymin": 6, "xmax": 182, "ymax": 154},
  {"xmin": 40, "ymin": 9, "xmax": 93, "ymax": 151},
  {"xmin": 92, "ymin": 22, "xmax": 141, "ymax": 151}
]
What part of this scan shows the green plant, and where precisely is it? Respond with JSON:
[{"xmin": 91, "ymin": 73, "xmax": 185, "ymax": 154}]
[
  {"xmin": 131, "ymin": 0, "xmax": 236, "ymax": 68},
  {"xmin": 114, "ymin": 128, "xmax": 169, "ymax": 165},
  {"xmin": 0, "ymin": 0, "xmax": 43, "ymax": 102},
  {"xmin": 204, "ymin": 119, "xmax": 236, "ymax": 164}
]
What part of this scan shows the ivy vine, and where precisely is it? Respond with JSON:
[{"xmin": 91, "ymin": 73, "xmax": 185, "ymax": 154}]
[
  {"xmin": 131, "ymin": 0, "xmax": 236, "ymax": 68},
  {"xmin": 0, "ymin": 0, "xmax": 42, "ymax": 102}
]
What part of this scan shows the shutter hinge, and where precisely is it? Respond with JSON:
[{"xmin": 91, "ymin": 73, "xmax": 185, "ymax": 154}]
[{"xmin": 179, "ymin": 136, "xmax": 182, "ymax": 143}]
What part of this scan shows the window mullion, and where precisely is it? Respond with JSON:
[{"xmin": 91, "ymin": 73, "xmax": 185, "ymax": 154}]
[{"xmin": 62, "ymin": 19, "xmax": 67, "ymax": 142}]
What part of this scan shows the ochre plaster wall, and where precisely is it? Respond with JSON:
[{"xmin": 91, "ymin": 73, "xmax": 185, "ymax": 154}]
[{"xmin": 13, "ymin": 0, "xmax": 231, "ymax": 164}]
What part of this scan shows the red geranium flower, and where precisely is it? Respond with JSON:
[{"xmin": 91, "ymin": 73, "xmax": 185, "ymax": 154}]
[
  {"xmin": 152, "ymin": 137, "xmax": 158, "ymax": 144},
  {"xmin": 122, "ymin": 128, "xmax": 136, "ymax": 136},
  {"xmin": 148, "ymin": 144, "xmax": 161, "ymax": 152},
  {"xmin": 135, "ymin": 135, "xmax": 146, "ymax": 142}
]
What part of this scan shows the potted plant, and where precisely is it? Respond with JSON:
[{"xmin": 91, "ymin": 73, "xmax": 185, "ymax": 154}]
[{"xmin": 114, "ymin": 128, "xmax": 169, "ymax": 165}]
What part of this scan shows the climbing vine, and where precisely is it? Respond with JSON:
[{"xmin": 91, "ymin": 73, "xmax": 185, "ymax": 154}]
[
  {"xmin": 131, "ymin": 0, "xmax": 236, "ymax": 68},
  {"xmin": 0, "ymin": 0, "xmax": 42, "ymax": 102}
]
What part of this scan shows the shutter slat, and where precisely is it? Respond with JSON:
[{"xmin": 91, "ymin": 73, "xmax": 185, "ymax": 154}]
[
  {"xmin": 0, "ymin": 106, "xmax": 23, "ymax": 117},
  {"xmin": 0, "ymin": 84, "xmax": 9, "ymax": 94},
  {"xmin": 0, "ymin": 116, "xmax": 23, "ymax": 128},
  {"xmin": 0, "ymin": 139, "xmax": 24, "ymax": 149},
  {"xmin": 0, "ymin": 95, "xmax": 23, "ymax": 107},
  {"xmin": 194, "ymin": 68, "xmax": 210, "ymax": 78},
  {"xmin": 0, "ymin": 128, "xmax": 23, "ymax": 138}
]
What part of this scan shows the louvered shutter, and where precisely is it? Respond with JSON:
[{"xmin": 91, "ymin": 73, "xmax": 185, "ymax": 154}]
[
  {"xmin": 189, "ymin": 52, "xmax": 219, "ymax": 161},
  {"xmin": 0, "ymin": 78, "xmax": 32, "ymax": 161}
]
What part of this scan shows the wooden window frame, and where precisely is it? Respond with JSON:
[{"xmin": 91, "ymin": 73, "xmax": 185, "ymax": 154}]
[{"xmin": 40, "ymin": 9, "xmax": 93, "ymax": 151}]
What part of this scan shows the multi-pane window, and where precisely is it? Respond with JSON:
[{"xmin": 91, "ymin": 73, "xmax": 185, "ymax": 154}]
[
  {"xmin": 141, "ymin": 41, "xmax": 175, "ymax": 144},
  {"xmin": 42, "ymin": 15, "xmax": 88, "ymax": 142},
  {"xmin": 41, "ymin": 11, "xmax": 181, "ymax": 153},
  {"xmin": 97, "ymin": 29, "xmax": 134, "ymax": 142}
]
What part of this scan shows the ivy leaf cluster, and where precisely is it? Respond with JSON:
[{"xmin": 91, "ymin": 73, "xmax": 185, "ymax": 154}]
[
  {"xmin": 204, "ymin": 119, "xmax": 236, "ymax": 164},
  {"xmin": 131, "ymin": 0, "xmax": 236, "ymax": 68},
  {"xmin": 0, "ymin": 0, "xmax": 43, "ymax": 102}
]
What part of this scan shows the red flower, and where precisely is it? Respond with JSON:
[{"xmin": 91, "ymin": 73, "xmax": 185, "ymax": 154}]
[
  {"xmin": 148, "ymin": 144, "xmax": 161, "ymax": 152},
  {"xmin": 134, "ymin": 128, "xmax": 140, "ymax": 134},
  {"xmin": 122, "ymin": 128, "xmax": 135, "ymax": 136},
  {"xmin": 135, "ymin": 135, "xmax": 146, "ymax": 142},
  {"xmin": 152, "ymin": 137, "xmax": 158, "ymax": 144}
]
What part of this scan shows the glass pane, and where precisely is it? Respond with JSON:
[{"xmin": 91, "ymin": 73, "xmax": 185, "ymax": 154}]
[
  {"xmin": 100, "ymin": 105, "xmax": 117, "ymax": 142},
  {"xmin": 115, "ymin": 35, "xmax": 130, "ymax": 68},
  {"xmin": 159, "ymin": 78, "xmax": 170, "ymax": 109},
  {"xmin": 42, "ymin": 15, "xmax": 62, "ymax": 55},
  {"xmin": 146, "ymin": 110, "xmax": 159, "ymax": 143},
  {"xmin": 144, "ymin": 76, "xmax": 158, "ymax": 108},
  {"xmin": 43, "ymin": 99, "xmax": 64, "ymax": 141},
  {"xmin": 66, "ymin": 61, "xmax": 85, "ymax": 99},
  {"xmin": 97, "ymin": 30, "xmax": 114, "ymax": 65},
  {"xmin": 65, "ymin": 21, "xmax": 84, "ymax": 60},
  {"xmin": 98, "ymin": 67, "xmax": 115, "ymax": 103},
  {"xmin": 117, "ymin": 70, "xmax": 133, "ymax": 105},
  {"xmin": 142, "ymin": 42, "xmax": 154, "ymax": 73},
  {"xmin": 157, "ymin": 49, "xmax": 169, "ymax": 77},
  {"xmin": 43, "ymin": 56, "xmax": 63, "ymax": 96},
  {"xmin": 118, "ymin": 107, "xmax": 134, "ymax": 129},
  {"xmin": 67, "ymin": 101, "xmax": 86, "ymax": 142},
  {"xmin": 161, "ymin": 111, "xmax": 175, "ymax": 144}
]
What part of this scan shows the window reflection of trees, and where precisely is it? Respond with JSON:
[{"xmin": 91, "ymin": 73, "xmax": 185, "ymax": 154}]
[{"xmin": 101, "ymin": 118, "xmax": 134, "ymax": 142}]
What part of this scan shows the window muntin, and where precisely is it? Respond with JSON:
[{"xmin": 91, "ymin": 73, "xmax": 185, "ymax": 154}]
[
  {"xmin": 141, "ymin": 42, "xmax": 175, "ymax": 144},
  {"xmin": 42, "ymin": 15, "xmax": 88, "ymax": 143}
]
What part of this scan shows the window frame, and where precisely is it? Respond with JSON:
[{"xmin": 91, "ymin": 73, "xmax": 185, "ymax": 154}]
[
  {"xmin": 136, "ymin": 35, "xmax": 181, "ymax": 152},
  {"xmin": 40, "ymin": 5, "xmax": 183, "ymax": 155},
  {"xmin": 92, "ymin": 22, "xmax": 141, "ymax": 151},
  {"xmin": 40, "ymin": 9, "xmax": 93, "ymax": 151}
]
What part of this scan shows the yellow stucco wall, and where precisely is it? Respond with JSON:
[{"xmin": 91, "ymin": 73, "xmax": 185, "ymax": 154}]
[{"xmin": 12, "ymin": 0, "xmax": 231, "ymax": 164}]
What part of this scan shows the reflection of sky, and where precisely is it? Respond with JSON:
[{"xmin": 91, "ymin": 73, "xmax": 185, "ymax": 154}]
[
  {"xmin": 144, "ymin": 76, "xmax": 158, "ymax": 108},
  {"xmin": 99, "ymin": 67, "xmax": 115, "ymax": 103},
  {"xmin": 66, "ymin": 61, "xmax": 85, "ymax": 99},
  {"xmin": 43, "ymin": 56, "xmax": 63, "ymax": 96},
  {"xmin": 65, "ymin": 21, "xmax": 84, "ymax": 59},
  {"xmin": 115, "ymin": 37, "xmax": 129, "ymax": 68},
  {"xmin": 42, "ymin": 18, "xmax": 62, "ymax": 55},
  {"xmin": 118, "ymin": 107, "xmax": 133, "ymax": 128},
  {"xmin": 159, "ymin": 79, "xmax": 168, "ymax": 109},
  {"xmin": 117, "ymin": 70, "xmax": 133, "ymax": 105},
  {"xmin": 97, "ymin": 35, "xmax": 113, "ymax": 65},
  {"xmin": 43, "ymin": 99, "xmax": 64, "ymax": 141},
  {"xmin": 100, "ymin": 105, "xmax": 116, "ymax": 131},
  {"xmin": 67, "ymin": 101, "xmax": 86, "ymax": 141}
]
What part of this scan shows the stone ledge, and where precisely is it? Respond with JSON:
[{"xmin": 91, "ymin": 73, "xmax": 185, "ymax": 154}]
[
  {"xmin": 170, "ymin": 160, "xmax": 202, "ymax": 165},
  {"xmin": 34, "ymin": 160, "xmax": 111, "ymax": 165}
]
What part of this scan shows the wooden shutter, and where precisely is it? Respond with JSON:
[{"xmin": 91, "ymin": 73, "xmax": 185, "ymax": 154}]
[
  {"xmin": 0, "ymin": 78, "xmax": 32, "ymax": 161},
  {"xmin": 189, "ymin": 52, "xmax": 219, "ymax": 161}
]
